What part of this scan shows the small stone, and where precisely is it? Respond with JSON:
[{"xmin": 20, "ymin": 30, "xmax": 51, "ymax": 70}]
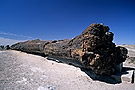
[
  {"xmin": 37, "ymin": 85, "xmax": 55, "ymax": 90},
  {"xmin": 121, "ymin": 70, "xmax": 134, "ymax": 83}
]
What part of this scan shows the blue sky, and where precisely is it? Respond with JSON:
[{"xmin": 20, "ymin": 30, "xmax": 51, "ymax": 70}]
[{"xmin": 0, "ymin": 0, "xmax": 135, "ymax": 44}]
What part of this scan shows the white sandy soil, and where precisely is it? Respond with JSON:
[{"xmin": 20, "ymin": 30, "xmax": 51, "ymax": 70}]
[{"xmin": 0, "ymin": 50, "xmax": 135, "ymax": 90}]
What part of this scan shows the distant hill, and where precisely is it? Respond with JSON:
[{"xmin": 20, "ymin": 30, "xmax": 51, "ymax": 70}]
[{"xmin": 0, "ymin": 37, "xmax": 22, "ymax": 46}]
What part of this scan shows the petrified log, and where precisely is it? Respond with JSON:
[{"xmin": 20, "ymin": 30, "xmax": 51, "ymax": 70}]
[
  {"xmin": 11, "ymin": 39, "xmax": 47, "ymax": 55},
  {"xmin": 11, "ymin": 23, "xmax": 128, "ymax": 75}
]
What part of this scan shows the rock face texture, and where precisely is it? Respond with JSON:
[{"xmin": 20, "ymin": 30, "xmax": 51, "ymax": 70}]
[
  {"xmin": 11, "ymin": 23, "xmax": 128, "ymax": 75},
  {"xmin": 11, "ymin": 39, "xmax": 47, "ymax": 55},
  {"xmin": 0, "ymin": 45, "xmax": 10, "ymax": 50}
]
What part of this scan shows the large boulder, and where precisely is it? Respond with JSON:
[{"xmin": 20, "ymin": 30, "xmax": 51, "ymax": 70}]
[{"xmin": 11, "ymin": 23, "xmax": 128, "ymax": 75}]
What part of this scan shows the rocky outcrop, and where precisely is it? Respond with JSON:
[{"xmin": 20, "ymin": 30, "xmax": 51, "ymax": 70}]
[
  {"xmin": 0, "ymin": 45, "xmax": 4, "ymax": 50},
  {"xmin": 0, "ymin": 45, "xmax": 10, "ymax": 50},
  {"xmin": 11, "ymin": 23, "xmax": 128, "ymax": 75}
]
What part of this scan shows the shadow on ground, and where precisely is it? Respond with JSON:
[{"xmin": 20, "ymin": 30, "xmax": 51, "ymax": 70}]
[
  {"xmin": 11, "ymin": 51, "xmax": 134, "ymax": 84},
  {"xmin": 80, "ymin": 68, "xmax": 122, "ymax": 84},
  {"xmin": 46, "ymin": 56, "xmax": 123, "ymax": 84}
]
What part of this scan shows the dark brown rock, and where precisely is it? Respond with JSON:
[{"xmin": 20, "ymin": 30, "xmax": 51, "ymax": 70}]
[
  {"xmin": 5, "ymin": 45, "xmax": 10, "ymax": 50},
  {"xmin": 11, "ymin": 39, "xmax": 48, "ymax": 55},
  {"xmin": 11, "ymin": 23, "xmax": 128, "ymax": 75}
]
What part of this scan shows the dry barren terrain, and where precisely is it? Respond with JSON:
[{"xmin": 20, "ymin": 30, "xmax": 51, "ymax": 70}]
[{"xmin": 0, "ymin": 49, "xmax": 135, "ymax": 90}]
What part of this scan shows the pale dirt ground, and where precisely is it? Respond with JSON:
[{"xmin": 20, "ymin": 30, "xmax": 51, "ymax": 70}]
[{"xmin": 0, "ymin": 50, "xmax": 135, "ymax": 90}]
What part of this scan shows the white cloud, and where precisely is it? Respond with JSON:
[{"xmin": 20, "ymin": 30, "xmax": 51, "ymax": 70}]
[
  {"xmin": 0, "ymin": 37, "xmax": 23, "ymax": 45},
  {"xmin": 0, "ymin": 31, "xmax": 32, "ymax": 39}
]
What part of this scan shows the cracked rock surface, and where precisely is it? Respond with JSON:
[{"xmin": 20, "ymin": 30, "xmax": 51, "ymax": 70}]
[{"xmin": 11, "ymin": 23, "xmax": 128, "ymax": 75}]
